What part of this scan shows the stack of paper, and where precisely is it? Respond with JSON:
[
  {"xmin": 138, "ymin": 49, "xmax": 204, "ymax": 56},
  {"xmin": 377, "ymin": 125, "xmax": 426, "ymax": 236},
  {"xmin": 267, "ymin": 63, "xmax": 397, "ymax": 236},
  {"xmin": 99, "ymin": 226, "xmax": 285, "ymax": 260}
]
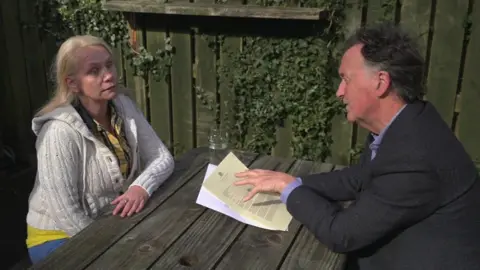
[{"xmin": 195, "ymin": 152, "xmax": 292, "ymax": 231}]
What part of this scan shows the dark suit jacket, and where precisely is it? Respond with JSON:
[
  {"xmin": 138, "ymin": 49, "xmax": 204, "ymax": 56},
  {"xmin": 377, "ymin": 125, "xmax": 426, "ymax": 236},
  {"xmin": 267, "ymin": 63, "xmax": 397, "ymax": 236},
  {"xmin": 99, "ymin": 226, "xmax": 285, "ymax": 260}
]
[{"xmin": 287, "ymin": 101, "xmax": 480, "ymax": 270}]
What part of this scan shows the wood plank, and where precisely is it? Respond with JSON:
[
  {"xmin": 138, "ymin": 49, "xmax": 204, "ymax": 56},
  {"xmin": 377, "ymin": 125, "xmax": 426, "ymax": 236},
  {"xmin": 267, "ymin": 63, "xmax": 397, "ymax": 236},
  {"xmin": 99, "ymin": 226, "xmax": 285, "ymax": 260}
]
[
  {"xmin": 456, "ymin": 0, "xmax": 480, "ymax": 166},
  {"xmin": 112, "ymin": 45, "xmax": 125, "ymax": 85},
  {"xmin": 365, "ymin": 0, "xmax": 389, "ymax": 24},
  {"xmin": 212, "ymin": 159, "xmax": 316, "ymax": 269},
  {"xmin": 194, "ymin": 8, "xmax": 218, "ymax": 147},
  {"xmin": 271, "ymin": 0, "xmax": 298, "ymax": 159},
  {"xmin": 328, "ymin": 0, "xmax": 362, "ymax": 166},
  {"xmin": 0, "ymin": 2, "xmax": 10, "ymax": 141},
  {"xmin": 124, "ymin": 14, "xmax": 148, "ymax": 115},
  {"xmin": 218, "ymin": 0, "xmax": 242, "ymax": 148},
  {"xmin": 33, "ymin": 148, "xmax": 211, "ymax": 269},
  {"xmin": 145, "ymin": 15, "xmax": 173, "ymax": 151},
  {"xmin": 18, "ymin": 0, "xmax": 50, "ymax": 114},
  {"xmin": 85, "ymin": 150, "xmax": 259, "ymax": 269},
  {"xmin": 135, "ymin": 14, "xmax": 149, "ymax": 116},
  {"xmin": 425, "ymin": 0, "xmax": 468, "ymax": 125},
  {"xmin": 0, "ymin": 0, "xmax": 34, "ymax": 160},
  {"xmin": 103, "ymin": 1, "xmax": 325, "ymax": 20},
  {"xmin": 272, "ymin": 117, "xmax": 292, "ymax": 158},
  {"xmin": 399, "ymin": 0, "xmax": 433, "ymax": 58},
  {"xmin": 279, "ymin": 163, "xmax": 345, "ymax": 270},
  {"xmin": 170, "ymin": 17, "xmax": 195, "ymax": 156},
  {"xmin": 41, "ymin": 35, "xmax": 58, "ymax": 96},
  {"xmin": 148, "ymin": 155, "xmax": 296, "ymax": 269}
]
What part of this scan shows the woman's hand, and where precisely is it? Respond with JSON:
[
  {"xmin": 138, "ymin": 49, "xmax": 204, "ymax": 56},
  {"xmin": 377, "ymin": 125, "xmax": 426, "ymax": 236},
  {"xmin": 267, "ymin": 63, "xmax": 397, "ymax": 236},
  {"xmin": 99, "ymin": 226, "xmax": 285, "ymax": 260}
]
[{"xmin": 111, "ymin": 186, "xmax": 149, "ymax": 217}]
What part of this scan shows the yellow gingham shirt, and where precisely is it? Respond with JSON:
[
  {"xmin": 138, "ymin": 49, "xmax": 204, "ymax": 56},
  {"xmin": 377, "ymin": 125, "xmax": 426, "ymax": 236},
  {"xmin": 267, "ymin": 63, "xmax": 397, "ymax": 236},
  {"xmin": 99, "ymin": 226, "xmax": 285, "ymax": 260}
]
[{"xmin": 75, "ymin": 101, "xmax": 132, "ymax": 178}]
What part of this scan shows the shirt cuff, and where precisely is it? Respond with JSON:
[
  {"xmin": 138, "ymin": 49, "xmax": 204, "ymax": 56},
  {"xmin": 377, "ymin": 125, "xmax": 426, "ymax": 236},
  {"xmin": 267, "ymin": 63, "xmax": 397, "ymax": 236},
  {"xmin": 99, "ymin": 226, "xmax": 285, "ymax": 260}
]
[{"xmin": 280, "ymin": 177, "xmax": 302, "ymax": 204}]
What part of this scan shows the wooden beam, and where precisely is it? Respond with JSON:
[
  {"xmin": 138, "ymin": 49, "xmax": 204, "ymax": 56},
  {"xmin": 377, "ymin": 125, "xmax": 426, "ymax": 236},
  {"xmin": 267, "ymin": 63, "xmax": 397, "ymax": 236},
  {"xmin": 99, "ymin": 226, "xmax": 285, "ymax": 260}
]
[{"xmin": 102, "ymin": 1, "xmax": 326, "ymax": 20}]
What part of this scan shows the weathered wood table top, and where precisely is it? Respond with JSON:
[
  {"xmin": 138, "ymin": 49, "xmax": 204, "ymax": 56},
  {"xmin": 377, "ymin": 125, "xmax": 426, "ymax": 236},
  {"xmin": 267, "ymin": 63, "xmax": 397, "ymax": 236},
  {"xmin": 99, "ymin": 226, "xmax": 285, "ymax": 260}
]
[{"xmin": 32, "ymin": 147, "xmax": 347, "ymax": 270}]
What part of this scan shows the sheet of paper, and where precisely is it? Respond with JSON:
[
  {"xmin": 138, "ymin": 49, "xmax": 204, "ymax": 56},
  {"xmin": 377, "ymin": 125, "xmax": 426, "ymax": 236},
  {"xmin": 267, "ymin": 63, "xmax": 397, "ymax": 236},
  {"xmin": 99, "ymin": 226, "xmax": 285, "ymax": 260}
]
[
  {"xmin": 195, "ymin": 164, "xmax": 271, "ymax": 230},
  {"xmin": 201, "ymin": 152, "xmax": 292, "ymax": 231}
]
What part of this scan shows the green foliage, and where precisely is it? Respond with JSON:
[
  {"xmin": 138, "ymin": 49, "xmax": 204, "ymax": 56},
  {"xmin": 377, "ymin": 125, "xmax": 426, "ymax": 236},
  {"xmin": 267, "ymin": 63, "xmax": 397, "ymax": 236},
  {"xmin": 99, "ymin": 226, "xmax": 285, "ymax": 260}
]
[
  {"xmin": 210, "ymin": 0, "xmax": 349, "ymax": 161},
  {"xmin": 33, "ymin": 0, "xmax": 172, "ymax": 81},
  {"xmin": 34, "ymin": 0, "xmax": 360, "ymax": 162}
]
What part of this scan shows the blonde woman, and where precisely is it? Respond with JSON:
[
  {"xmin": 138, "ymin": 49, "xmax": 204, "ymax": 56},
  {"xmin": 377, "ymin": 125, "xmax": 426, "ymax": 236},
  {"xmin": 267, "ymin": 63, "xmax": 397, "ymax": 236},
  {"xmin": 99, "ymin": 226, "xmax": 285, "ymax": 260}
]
[{"xmin": 26, "ymin": 35, "xmax": 175, "ymax": 263}]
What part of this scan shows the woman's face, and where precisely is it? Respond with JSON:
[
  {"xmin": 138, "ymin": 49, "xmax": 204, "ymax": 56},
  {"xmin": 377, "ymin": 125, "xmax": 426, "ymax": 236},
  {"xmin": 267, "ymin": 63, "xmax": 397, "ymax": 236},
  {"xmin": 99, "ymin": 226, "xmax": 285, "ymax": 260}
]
[{"xmin": 67, "ymin": 45, "xmax": 117, "ymax": 101}]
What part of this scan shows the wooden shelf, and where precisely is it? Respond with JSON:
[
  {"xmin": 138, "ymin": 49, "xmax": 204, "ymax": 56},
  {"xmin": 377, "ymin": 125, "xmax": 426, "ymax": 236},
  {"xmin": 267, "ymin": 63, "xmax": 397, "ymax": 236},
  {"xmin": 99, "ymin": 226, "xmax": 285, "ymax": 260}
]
[{"xmin": 102, "ymin": 1, "xmax": 326, "ymax": 20}]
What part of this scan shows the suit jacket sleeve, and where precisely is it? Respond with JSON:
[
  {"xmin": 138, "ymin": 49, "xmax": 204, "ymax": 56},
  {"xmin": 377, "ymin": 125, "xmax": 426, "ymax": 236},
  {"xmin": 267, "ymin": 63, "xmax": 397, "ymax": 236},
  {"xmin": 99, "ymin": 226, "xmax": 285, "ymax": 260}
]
[
  {"xmin": 287, "ymin": 159, "xmax": 442, "ymax": 253},
  {"xmin": 299, "ymin": 163, "xmax": 363, "ymax": 201},
  {"xmin": 299, "ymin": 142, "xmax": 372, "ymax": 201}
]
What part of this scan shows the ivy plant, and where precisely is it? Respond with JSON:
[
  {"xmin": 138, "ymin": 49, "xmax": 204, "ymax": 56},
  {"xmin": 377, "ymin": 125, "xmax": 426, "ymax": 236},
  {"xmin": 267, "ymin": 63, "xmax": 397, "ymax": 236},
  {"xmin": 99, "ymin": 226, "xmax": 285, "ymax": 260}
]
[
  {"xmin": 33, "ymin": 0, "xmax": 173, "ymax": 82},
  {"xmin": 33, "ymin": 0, "xmax": 352, "ymax": 162}
]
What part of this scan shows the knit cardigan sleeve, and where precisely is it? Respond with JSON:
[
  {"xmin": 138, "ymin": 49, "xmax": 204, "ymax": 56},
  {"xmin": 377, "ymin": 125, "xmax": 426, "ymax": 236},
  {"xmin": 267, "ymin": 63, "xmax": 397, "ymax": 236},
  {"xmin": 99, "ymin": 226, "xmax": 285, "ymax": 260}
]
[
  {"xmin": 124, "ymin": 97, "xmax": 175, "ymax": 196},
  {"xmin": 36, "ymin": 120, "xmax": 94, "ymax": 236}
]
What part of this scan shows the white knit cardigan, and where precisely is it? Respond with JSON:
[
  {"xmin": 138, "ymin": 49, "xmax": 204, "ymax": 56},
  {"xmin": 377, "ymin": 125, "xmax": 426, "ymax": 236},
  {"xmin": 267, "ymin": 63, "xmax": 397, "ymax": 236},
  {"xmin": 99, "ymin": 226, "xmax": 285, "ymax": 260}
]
[{"xmin": 27, "ymin": 93, "xmax": 175, "ymax": 236}]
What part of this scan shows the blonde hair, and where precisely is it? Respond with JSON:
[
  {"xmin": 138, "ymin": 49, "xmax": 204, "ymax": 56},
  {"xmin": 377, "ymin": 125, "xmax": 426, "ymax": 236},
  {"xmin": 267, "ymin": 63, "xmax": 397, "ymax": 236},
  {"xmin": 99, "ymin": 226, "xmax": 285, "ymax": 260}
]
[{"xmin": 36, "ymin": 35, "xmax": 128, "ymax": 116}]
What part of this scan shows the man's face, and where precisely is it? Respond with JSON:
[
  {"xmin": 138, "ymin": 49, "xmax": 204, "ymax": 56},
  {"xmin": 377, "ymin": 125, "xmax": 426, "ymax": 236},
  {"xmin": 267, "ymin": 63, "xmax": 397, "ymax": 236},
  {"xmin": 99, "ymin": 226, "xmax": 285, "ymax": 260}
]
[{"xmin": 336, "ymin": 44, "xmax": 380, "ymax": 124}]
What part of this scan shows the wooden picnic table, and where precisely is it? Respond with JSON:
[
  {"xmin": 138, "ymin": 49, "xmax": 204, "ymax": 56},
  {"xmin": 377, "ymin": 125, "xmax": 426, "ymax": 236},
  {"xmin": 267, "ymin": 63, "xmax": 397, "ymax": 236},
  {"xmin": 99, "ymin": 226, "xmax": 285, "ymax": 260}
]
[{"xmin": 32, "ymin": 147, "xmax": 347, "ymax": 270}]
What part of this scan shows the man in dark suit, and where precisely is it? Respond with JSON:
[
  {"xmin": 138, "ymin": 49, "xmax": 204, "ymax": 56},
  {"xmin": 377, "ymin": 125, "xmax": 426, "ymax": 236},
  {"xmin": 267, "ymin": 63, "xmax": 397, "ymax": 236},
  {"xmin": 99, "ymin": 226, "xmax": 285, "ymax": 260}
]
[{"xmin": 234, "ymin": 22, "xmax": 480, "ymax": 270}]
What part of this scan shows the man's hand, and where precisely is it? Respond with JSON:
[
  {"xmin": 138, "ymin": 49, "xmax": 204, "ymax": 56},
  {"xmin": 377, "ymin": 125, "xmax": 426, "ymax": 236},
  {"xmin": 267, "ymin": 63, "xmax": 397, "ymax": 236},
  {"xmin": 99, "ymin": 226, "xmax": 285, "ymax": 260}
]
[
  {"xmin": 234, "ymin": 169, "xmax": 295, "ymax": 202},
  {"xmin": 111, "ymin": 185, "xmax": 149, "ymax": 217}
]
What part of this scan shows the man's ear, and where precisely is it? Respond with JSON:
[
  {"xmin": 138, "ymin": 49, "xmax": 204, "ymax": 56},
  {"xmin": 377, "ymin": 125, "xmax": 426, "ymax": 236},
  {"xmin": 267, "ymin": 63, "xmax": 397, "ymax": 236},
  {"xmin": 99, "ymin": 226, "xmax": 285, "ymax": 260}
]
[
  {"xmin": 66, "ymin": 77, "xmax": 78, "ymax": 93},
  {"xmin": 375, "ymin": 70, "xmax": 391, "ymax": 97}
]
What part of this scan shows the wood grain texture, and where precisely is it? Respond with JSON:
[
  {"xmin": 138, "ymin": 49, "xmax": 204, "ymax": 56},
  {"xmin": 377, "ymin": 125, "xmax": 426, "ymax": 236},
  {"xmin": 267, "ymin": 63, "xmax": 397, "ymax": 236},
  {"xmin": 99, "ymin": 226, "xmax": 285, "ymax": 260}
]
[
  {"xmin": 145, "ymin": 14, "xmax": 174, "ymax": 151},
  {"xmin": 85, "ymin": 150, "xmax": 258, "ymax": 269},
  {"xmin": 218, "ymin": 0, "xmax": 242, "ymax": 147},
  {"xmin": 170, "ymin": 16, "xmax": 195, "ymax": 156},
  {"xmin": 194, "ymin": 8, "xmax": 218, "ymax": 147},
  {"xmin": 103, "ymin": 1, "xmax": 325, "ymax": 20},
  {"xmin": 0, "ymin": 0, "xmax": 34, "ymax": 159},
  {"xmin": 33, "ymin": 148, "xmax": 211, "ymax": 270},
  {"xmin": 18, "ymin": 0, "xmax": 50, "ymax": 114},
  {"xmin": 212, "ymin": 159, "xmax": 314, "ymax": 270},
  {"xmin": 400, "ymin": 0, "xmax": 433, "ymax": 58},
  {"xmin": 148, "ymin": 155, "xmax": 296, "ymax": 269},
  {"xmin": 456, "ymin": 0, "xmax": 480, "ymax": 166},
  {"xmin": 278, "ymin": 163, "xmax": 345, "ymax": 270},
  {"xmin": 425, "ymin": 0, "xmax": 469, "ymax": 124}
]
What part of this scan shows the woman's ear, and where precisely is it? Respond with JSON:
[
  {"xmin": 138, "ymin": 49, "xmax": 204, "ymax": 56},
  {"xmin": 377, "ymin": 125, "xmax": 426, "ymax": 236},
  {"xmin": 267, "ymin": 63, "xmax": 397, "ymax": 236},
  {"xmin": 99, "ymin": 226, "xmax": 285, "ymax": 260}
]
[{"xmin": 66, "ymin": 77, "xmax": 78, "ymax": 93}]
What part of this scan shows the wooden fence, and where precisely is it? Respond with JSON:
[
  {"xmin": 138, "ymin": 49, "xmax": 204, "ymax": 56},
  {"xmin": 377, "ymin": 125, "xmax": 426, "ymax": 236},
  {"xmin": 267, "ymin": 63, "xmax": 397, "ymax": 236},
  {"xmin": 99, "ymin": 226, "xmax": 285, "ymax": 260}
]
[{"xmin": 1, "ymin": 0, "xmax": 480, "ymax": 168}]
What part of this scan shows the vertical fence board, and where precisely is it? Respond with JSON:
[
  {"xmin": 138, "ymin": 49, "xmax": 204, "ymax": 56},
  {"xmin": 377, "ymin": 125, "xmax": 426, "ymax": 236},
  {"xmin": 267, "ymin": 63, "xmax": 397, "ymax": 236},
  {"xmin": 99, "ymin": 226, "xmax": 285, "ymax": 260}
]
[
  {"xmin": 328, "ymin": 0, "xmax": 363, "ymax": 166},
  {"xmin": 112, "ymin": 45, "xmax": 124, "ymax": 85},
  {"xmin": 218, "ymin": 1, "xmax": 243, "ymax": 152},
  {"xmin": 194, "ymin": 7, "xmax": 218, "ymax": 147},
  {"xmin": 425, "ymin": 0, "xmax": 469, "ymax": 125},
  {"xmin": 145, "ymin": 14, "xmax": 174, "ymax": 151},
  {"xmin": 273, "ymin": 117, "xmax": 293, "ymax": 158},
  {"xmin": 0, "ymin": 2, "xmax": 8, "ymax": 141},
  {"xmin": 0, "ymin": 0, "xmax": 35, "ymax": 159},
  {"xmin": 400, "ymin": 0, "xmax": 432, "ymax": 58},
  {"xmin": 124, "ymin": 13, "xmax": 148, "ymax": 117},
  {"xmin": 134, "ymin": 14, "xmax": 149, "ymax": 116},
  {"xmin": 271, "ymin": 1, "xmax": 298, "ymax": 159},
  {"xmin": 18, "ymin": 0, "xmax": 50, "ymax": 114},
  {"xmin": 456, "ymin": 0, "xmax": 480, "ymax": 166},
  {"xmin": 365, "ymin": 0, "xmax": 389, "ymax": 23},
  {"xmin": 124, "ymin": 17, "xmax": 137, "ymax": 100},
  {"xmin": 170, "ymin": 16, "xmax": 195, "ymax": 156}
]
